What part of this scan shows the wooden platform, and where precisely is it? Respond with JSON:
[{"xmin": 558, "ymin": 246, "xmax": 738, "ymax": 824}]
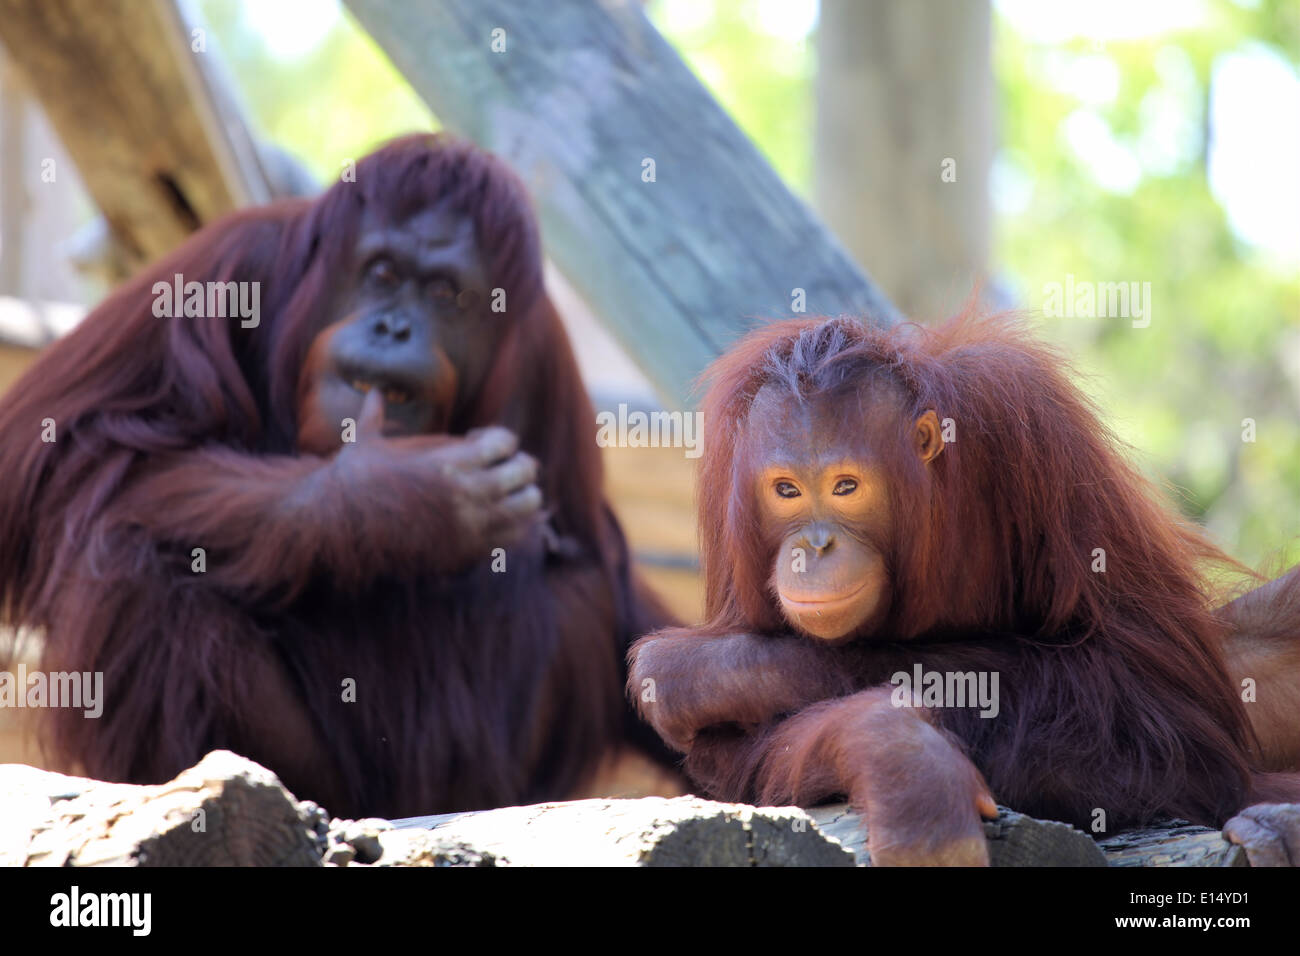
[{"xmin": 602, "ymin": 442, "xmax": 702, "ymax": 622}]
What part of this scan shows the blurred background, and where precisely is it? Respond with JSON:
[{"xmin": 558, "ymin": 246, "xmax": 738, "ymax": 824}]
[{"xmin": 1, "ymin": 0, "xmax": 1297, "ymax": 624}]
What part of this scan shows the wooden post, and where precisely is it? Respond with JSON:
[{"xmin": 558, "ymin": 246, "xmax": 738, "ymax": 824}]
[
  {"xmin": 344, "ymin": 0, "xmax": 901, "ymax": 405},
  {"xmin": 815, "ymin": 0, "xmax": 992, "ymax": 320}
]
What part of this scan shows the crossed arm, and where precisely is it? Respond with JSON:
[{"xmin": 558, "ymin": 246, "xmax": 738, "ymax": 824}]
[{"xmin": 628, "ymin": 627, "xmax": 996, "ymax": 865}]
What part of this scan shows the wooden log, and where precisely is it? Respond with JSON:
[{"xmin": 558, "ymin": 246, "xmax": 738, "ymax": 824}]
[
  {"xmin": 343, "ymin": 0, "xmax": 902, "ymax": 405},
  {"xmin": 384, "ymin": 797, "xmax": 856, "ymax": 867},
  {"xmin": 0, "ymin": 750, "xmax": 323, "ymax": 866},
  {"xmin": 0, "ymin": 752, "xmax": 1258, "ymax": 866},
  {"xmin": 808, "ymin": 804, "xmax": 1252, "ymax": 866},
  {"xmin": 1098, "ymin": 820, "xmax": 1247, "ymax": 868},
  {"xmin": 0, "ymin": 0, "xmax": 268, "ymax": 270},
  {"xmin": 397, "ymin": 800, "xmax": 1247, "ymax": 867},
  {"xmin": 807, "ymin": 803, "xmax": 1108, "ymax": 867}
]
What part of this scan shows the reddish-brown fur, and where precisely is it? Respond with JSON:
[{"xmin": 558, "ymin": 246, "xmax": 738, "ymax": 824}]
[
  {"xmin": 0, "ymin": 134, "xmax": 673, "ymax": 818},
  {"xmin": 1219, "ymin": 566, "xmax": 1300, "ymax": 771},
  {"xmin": 631, "ymin": 313, "xmax": 1300, "ymax": 857}
]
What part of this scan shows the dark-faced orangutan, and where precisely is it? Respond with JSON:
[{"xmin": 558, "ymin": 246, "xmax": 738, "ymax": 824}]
[
  {"xmin": 0, "ymin": 133, "xmax": 680, "ymax": 819},
  {"xmin": 629, "ymin": 314, "xmax": 1300, "ymax": 866}
]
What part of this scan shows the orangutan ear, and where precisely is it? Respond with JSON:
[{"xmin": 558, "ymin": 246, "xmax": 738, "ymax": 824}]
[{"xmin": 915, "ymin": 409, "xmax": 945, "ymax": 463}]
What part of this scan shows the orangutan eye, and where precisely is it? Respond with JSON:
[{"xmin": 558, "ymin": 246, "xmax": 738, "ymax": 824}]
[
  {"xmin": 833, "ymin": 478, "xmax": 858, "ymax": 496},
  {"xmin": 775, "ymin": 481, "xmax": 801, "ymax": 499},
  {"xmin": 430, "ymin": 277, "xmax": 459, "ymax": 302},
  {"xmin": 366, "ymin": 257, "xmax": 398, "ymax": 287}
]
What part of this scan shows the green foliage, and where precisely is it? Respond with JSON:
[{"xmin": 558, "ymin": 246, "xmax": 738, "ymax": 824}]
[
  {"xmin": 656, "ymin": 0, "xmax": 1299, "ymax": 568},
  {"xmin": 195, "ymin": 0, "xmax": 435, "ymax": 181},
  {"xmin": 990, "ymin": 8, "xmax": 1300, "ymax": 568}
]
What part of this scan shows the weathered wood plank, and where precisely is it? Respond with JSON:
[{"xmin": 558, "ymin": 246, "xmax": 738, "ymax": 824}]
[
  {"xmin": 343, "ymin": 0, "xmax": 901, "ymax": 405},
  {"xmin": 0, "ymin": 0, "xmax": 267, "ymax": 270}
]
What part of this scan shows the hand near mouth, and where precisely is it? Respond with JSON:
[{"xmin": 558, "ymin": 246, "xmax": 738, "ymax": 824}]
[{"xmin": 332, "ymin": 389, "xmax": 545, "ymax": 570}]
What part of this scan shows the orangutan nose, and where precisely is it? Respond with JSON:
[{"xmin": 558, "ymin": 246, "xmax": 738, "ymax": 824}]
[
  {"xmin": 370, "ymin": 312, "xmax": 412, "ymax": 343},
  {"xmin": 802, "ymin": 525, "xmax": 835, "ymax": 557}
]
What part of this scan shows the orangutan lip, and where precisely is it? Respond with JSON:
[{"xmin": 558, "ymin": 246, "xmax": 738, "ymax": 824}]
[
  {"xmin": 337, "ymin": 362, "xmax": 432, "ymax": 407},
  {"xmin": 349, "ymin": 378, "xmax": 413, "ymax": 405},
  {"xmin": 780, "ymin": 579, "xmax": 870, "ymax": 611}
]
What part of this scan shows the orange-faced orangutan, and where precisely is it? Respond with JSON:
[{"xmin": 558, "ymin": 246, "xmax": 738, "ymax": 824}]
[
  {"xmin": 0, "ymin": 133, "xmax": 679, "ymax": 819},
  {"xmin": 630, "ymin": 314, "xmax": 1300, "ymax": 866}
]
